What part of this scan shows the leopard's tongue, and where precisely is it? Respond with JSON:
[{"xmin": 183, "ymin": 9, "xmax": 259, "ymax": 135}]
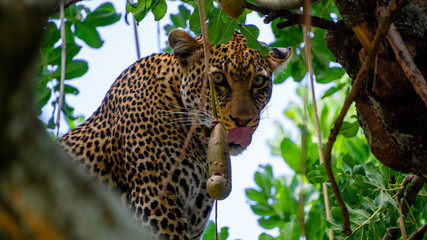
[{"xmin": 227, "ymin": 127, "xmax": 253, "ymax": 147}]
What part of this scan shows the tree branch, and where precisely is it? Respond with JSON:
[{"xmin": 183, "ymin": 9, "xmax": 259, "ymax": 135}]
[
  {"xmin": 400, "ymin": 176, "xmax": 425, "ymax": 216},
  {"xmin": 383, "ymin": 176, "xmax": 425, "ymax": 240},
  {"xmin": 245, "ymin": 2, "xmax": 342, "ymax": 31},
  {"xmin": 407, "ymin": 222, "xmax": 427, "ymax": 240}
]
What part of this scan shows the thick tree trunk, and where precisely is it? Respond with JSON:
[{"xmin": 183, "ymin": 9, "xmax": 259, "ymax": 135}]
[
  {"xmin": 325, "ymin": 0, "xmax": 427, "ymax": 178},
  {"xmin": 0, "ymin": 1, "xmax": 150, "ymax": 239}
]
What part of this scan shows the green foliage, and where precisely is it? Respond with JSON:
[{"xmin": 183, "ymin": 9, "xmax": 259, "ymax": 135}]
[
  {"xmin": 270, "ymin": 0, "xmax": 345, "ymax": 84},
  {"xmin": 249, "ymin": 84, "xmax": 427, "ymax": 239},
  {"xmin": 129, "ymin": 0, "xmax": 269, "ymax": 55},
  {"xmin": 37, "ymin": 2, "xmax": 120, "ymax": 131}
]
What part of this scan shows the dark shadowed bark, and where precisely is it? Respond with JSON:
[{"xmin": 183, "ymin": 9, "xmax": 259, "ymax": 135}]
[
  {"xmin": 0, "ymin": 1, "xmax": 150, "ymax": 239},
  {"xmin": 326, "ymin": 0, "xmax": 427, "ymax": 178}
]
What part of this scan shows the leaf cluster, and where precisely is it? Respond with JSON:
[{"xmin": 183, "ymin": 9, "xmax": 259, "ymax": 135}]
[
  {"xmin": 202, "ymin": 220, "xmax": 229, "ymax": 240},
  {"xmin": 129, "ymin": 0, "xmax": 270, "ymax": 55},
  {"xmin": 37, "ymin": 2, "xmax": 120, "ymax": 131}
]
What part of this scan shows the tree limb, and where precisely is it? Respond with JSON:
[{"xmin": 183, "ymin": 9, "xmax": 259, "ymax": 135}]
[
  {"xmin": 245, "ymin": 2, "xmax": 342, "ymax": 31},
  {"xmin": 56, "ymin": 0, "xmax": 66, "ymax": 137},
  {"xmin": 406, "ymin": 222, "xmax": 427, "ymax": 240}
]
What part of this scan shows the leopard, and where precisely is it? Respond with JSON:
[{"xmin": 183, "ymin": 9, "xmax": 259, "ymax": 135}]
[{"xmin": 57, "ymin": 29, "xmax": 292, "ymax": 240}]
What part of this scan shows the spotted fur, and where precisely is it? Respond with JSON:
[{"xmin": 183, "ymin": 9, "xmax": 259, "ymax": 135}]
[{"xmin": 57, "ymin": 30, "xmax": 292, "ymax": 240}]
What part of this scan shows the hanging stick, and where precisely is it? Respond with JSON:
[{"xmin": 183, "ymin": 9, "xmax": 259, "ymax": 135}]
[{"xmin": 56, "ymin": 0, "xmax": 66, "ymax": 137}]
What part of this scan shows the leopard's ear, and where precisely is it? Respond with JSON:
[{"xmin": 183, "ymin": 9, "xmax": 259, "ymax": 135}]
[
  {"xmin": 169, "ymin": 29, "xmax": 203, "ymax": 68},
  {"xmin": 268, "ymin": 47, "xmax": 293, "ymax": 72}
]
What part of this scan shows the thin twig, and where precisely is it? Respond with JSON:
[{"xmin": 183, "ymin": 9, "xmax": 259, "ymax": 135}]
[
  {"xmin": 215, "ymin": 201, "xmax": 218, "ymax": 240},
  {"xmin": 396, "ymin": 176, "xmax": 414, "ymax": 239},
  {"xmin": 384, "ymin": 21, "xmax": 427, "ymax": 107},
  {"xmin": 132, "ymin": 17, "xmax": 141, "ymax": 59},
  {"xmin": 406, "ymin": 222, "xmax": 427, "ymax": 240},
  {"xmin": 299, "ymin": 1, "xmax": 312, "ymax": 237},
  {"xmin": 157, "ymin": 21, "xmax": 161, "ymax": 52},
  {"xmin": 323, "ymin": 0, "xmax": 405, "ymax": 235},
  {"xmin": 56, "ymin": 0, "xmax": 66, "ymax": 137},
  {"xmin": 302, "ymin": 0, "xmax": 333, "ymax": 238}
]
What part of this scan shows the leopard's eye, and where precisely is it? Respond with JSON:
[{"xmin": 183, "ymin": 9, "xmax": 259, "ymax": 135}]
[
  {"xmin": 212, "ymin": 72, "xmax": 226, "ymax": 86},
  {"xmin": 252, "ymin": 75, "xmax": 266, "ymax": 87}
]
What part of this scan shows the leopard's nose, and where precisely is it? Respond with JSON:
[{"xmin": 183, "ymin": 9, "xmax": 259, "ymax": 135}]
[{"xmin": 230, "ymin": 115, "xmax": 253, "ymax": 127}]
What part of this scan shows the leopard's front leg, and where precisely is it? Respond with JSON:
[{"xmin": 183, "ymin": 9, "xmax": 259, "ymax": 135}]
[{"xmin": 131, "ymin": 185, "xmax": 192, "ymax": 240}]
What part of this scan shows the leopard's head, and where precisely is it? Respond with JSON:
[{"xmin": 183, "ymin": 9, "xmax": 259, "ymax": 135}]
[{"xmin": 169, "ymin": 29, "xmax": 292, "ymax": 155}]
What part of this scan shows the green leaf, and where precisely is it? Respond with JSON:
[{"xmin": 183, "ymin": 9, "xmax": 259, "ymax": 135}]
[
  {"xmin": 85, "ymin": 3, "xmax": 121, "ymax": 27},
  {"xmin": 277, "ymin": 185, "xmax": 296, "ymax": 215},
  {"xmin": 47, "ymin": 116, "xmax": 56, "ymax": 129},
  {"xmin": 65, "ymin": 115, "xmax": 85, "ymax": 130},
  {"xmin": 339, "ymin": 121, "xmax": 359, "ymax": 138},
  {"xmin": 64, "ymin": 4, "xmax": 82, "ymax": 23},
  {"xmin": 42, "ymin": 22, "xmax": 60, "ymax": 47},
  {"xmin": 321, "ymin": 81, "xmax": 347, "ymax": 99},
  {"xmin": 342, "ymin": 153, "xmax": 355, "ymax": 172},
  {"xmin": 254, "ymin": 165, "xmax": 273, "ymax": 198},
  {"xmin": 217, "ymin": 14, "xmax": 234, "ymax": 45},
  {"xmin": 368, "ymin": 221, "xmax": 380, "ymax": 239},
  {"xmin": 202, "ymin": 221, "xmax": 215, "ymax": 240},
  {"xmin": 238, "ymin": 24, "xmax": 269, "ymax": 56},
  {"xmin": 317, "ymin": 67, "xmax": 345, "ymax": 83},
  {"xmin": 35, "ymin": 86, "xmax": 51, "ymax": 114},
  {"xmin": 75, "ymin": 22, "xmax": 103, "ymax": 48},
  {"xmin": 207, "ymin": 9, "xmax": 234, "ymax": 45},
  {"xmin": 189, "ymin": 7, "xmax": 201, "ymax": 35},
  {"xmin": 54, "ymin": 84, "xmax": 80, "ymax": 95},
  {"xmin": 251, "ymin": 204, "xmax": 274, "ymax": 216},
  {"xmin": 306, "ymin": 168, "xmax": 328, "ymax": 184},
  {"xmin": 170, "ymin": 5, "xmax": 190, "ymax": 28},
  {"xmin": 259, "ymin": 233, "xmax": 275, "ymax": 240},
  {"xmin": 258, "ymin": 216, "xmax": 282, "ymax": 229},
  {"xmin": 352, "ymin": 165, "xmax": 366, "ymax": 176},
  {"xmin": 375, "ymin": 190, "xmax": 399, "ymax": 211},
  {"xmin": 348, "ymin": 207, "xmax": 371, "ymax": 225},
  {"xmin": 246, "ymin": 188, "xmax": 268, "ymax": 205},
  {"xmin": 280, "ymin": 217, "xmax": 301, "ymax": 240},
  {"xmin": 219, "ymin": 226, "xmax": 229, "ymax": 240},
  {"xmin": 151, "ymin": 0, "xmax": 167, "ymax": 21},
  {"xmin": 280, "ymin": 53, "xmax": 305, "ymax": 83},
  {"xmin": 207, "ymin": 9, "xmax": 223, "ymax": 44},
  {"xmin": 47, "ymin": 41, "xmax": 82, "ymax": 66},
  {"xmin": 53, "ymin": 60, "xmax": 88, "ymax": 80},
  {"xmin": 280, "ymin": 138, "xmax": 301, "ymax": 173},
  {"xmin": 126, "ymin": 0, "xmax": 145, "ymax": 14},
  {"xmin": 305, "ymin": 207, "xmax": 324, "ymax": 240},
  {"xmin": 331, "ymin": 207, "xmax": 343, "ymax": 223}
]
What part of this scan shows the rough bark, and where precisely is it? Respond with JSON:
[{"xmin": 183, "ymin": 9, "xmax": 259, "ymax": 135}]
[
  {"xmin": 0, "ymin": 1, "xmax": 150, "ymax": 239},
  {"xmin": 326, "ymin": 0, "xmax": 427, "ymax": 178}
]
